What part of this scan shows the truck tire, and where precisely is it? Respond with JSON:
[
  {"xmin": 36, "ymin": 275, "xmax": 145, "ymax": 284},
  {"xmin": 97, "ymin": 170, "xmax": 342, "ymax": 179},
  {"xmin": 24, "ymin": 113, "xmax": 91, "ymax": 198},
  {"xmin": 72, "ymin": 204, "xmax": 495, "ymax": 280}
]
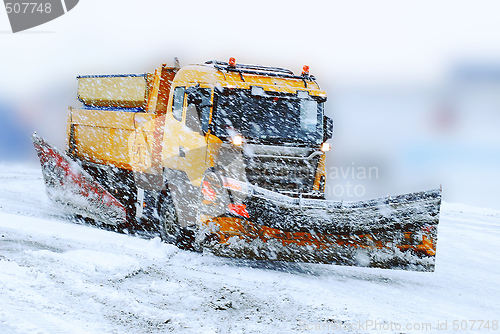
[
  {"xmin": 158, "ymin": 188, "xmax": 179, "ymax": 242},
  {"xmin": 158, "ymin": 187, "xmax": 197, "ymax": 250}
]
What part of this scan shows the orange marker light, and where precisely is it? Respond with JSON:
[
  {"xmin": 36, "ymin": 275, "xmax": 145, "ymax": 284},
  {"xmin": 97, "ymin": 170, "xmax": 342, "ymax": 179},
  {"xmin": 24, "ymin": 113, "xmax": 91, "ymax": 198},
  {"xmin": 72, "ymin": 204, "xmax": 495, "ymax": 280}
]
[
  {"xmin": 228, "ymin": 203, "xmax": 250, "ymax": 218},
  {"xmin": 302, "ymin": 65, "xmax": 310, "ymax": 76},
  {"xmin": 229, "ymin": 57, "xmax": 236, "ymax": 67}
]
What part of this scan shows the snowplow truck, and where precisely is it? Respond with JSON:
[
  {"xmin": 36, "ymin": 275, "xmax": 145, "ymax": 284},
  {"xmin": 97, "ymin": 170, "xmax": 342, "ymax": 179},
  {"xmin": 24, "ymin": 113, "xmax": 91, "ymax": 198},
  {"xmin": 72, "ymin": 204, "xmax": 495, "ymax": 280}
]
[{"xmin": 32, "ymin": 59, "xmax": 441, "ymax": 271}]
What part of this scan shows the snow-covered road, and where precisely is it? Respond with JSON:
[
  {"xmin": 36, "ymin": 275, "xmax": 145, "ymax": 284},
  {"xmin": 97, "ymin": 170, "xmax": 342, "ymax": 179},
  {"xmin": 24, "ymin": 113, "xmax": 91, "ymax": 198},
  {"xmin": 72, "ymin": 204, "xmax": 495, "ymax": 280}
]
[{"xmin": 0, "ymin": 165, "xmax": 499, "ymax": 333}]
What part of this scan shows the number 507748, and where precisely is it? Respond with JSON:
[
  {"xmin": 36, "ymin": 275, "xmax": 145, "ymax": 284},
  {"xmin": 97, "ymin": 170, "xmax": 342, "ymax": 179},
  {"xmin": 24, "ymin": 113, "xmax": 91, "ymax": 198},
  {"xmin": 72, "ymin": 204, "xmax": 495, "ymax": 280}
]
[{"xmin": 5, "ymin": 3, "xmax": 52, "ymax": 14}]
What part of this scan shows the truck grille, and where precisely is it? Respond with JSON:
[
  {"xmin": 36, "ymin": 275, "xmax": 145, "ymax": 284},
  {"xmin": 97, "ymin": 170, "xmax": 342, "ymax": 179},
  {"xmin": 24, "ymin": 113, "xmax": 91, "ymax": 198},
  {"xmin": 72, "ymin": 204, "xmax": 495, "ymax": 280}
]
[{"xmin": 243, "ymin": 155, "xmax": 320, "ymax": 196}]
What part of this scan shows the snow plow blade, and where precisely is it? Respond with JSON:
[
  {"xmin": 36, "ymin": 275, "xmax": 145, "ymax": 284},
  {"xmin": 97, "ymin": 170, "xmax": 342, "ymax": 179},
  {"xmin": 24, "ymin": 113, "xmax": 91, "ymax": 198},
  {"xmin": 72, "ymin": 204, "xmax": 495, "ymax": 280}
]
[
  {"xmin": 32, "ymin": 134, "xmax": 127, "ymax": 225},
  {"xmin": 200, "ymin": 179, "xmax": 441, "ymax": 272}
]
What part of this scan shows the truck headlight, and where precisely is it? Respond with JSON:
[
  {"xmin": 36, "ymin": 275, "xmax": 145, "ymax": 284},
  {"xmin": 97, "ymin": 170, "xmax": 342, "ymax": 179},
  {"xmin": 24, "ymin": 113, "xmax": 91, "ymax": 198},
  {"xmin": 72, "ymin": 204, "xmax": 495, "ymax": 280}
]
[
  {"xmin": 232, "ymin": 135, "xmax": 244, "ymax": 146},
  {"xmin": 320, "ymin": 142, "xmax": 331, "ymax": 152}
]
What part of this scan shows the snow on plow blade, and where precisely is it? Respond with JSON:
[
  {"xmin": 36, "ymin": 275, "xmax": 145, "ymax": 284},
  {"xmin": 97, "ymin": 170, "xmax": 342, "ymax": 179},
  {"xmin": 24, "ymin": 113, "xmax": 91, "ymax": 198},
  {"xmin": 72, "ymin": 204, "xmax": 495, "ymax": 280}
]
[
  {"xmin": 32, "ymin": 134, "xmax": 126, "ymax": 225},
  {"xmin": 201, "ymin": 179, "xmax": 441, "ymax": 272}
]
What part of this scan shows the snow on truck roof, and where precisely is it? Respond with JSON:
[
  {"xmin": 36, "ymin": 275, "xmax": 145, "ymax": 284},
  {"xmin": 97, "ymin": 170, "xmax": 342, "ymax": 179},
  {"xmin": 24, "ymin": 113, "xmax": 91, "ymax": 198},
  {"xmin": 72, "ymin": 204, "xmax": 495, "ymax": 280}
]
[
  {"xmin": 174, "ymin": 61, "xmax": 327, "ymax": 99},
  {"xmin": 75, "ymin": 60, "xmax": 327, "ymax": 109}
]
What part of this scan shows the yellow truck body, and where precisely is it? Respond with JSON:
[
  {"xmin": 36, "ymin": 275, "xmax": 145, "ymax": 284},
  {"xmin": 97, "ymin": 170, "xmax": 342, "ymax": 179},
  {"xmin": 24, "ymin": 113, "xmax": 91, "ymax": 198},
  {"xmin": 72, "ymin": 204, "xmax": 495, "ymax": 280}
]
[
  {"xmin": 32, "ymin": 59, "xmax": 441, "ymax": 271},
  {"xmin": 67, "ymin": 62, "xmax": 329, "ymax": 193}
]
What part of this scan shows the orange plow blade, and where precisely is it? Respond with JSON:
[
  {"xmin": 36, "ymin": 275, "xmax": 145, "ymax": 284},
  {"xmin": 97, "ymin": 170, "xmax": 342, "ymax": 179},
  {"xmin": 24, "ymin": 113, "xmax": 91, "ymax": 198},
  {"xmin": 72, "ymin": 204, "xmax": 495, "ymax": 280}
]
[{"xmin": 199, "ymin": 181, "xmax": 441, "ymax": 272}]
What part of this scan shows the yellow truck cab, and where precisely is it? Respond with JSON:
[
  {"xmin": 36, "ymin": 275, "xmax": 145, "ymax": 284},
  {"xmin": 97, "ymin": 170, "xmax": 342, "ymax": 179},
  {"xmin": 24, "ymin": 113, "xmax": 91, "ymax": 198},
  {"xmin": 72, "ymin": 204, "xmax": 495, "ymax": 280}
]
[{"xmin": 68, "ymin": 59, "xmax": 333, "ymax": 234}]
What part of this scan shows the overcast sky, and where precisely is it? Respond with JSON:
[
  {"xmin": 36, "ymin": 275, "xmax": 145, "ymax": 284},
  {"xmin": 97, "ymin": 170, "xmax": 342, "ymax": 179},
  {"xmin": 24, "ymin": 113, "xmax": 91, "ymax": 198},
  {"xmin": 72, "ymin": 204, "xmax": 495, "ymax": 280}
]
[
  {"xmin": 2, "ymin": 0, "xmax": 500, "ymax": 99},
  {"xmin": 1, "ymin": 0, "xmax": 500, "ymax": 208}
]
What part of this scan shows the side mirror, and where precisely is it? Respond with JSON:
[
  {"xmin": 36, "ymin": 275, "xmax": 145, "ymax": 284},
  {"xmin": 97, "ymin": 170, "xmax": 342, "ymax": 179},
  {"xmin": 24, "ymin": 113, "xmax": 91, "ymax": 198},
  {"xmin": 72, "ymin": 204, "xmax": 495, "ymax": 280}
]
[
  {"xmin": 323, "ymin": 116, "xmax": 333, "ymax": 141},
  {"xmin": 185, "ymin": 104, "xmax": 203, "ymax": 135},
  {"xmin": 186, "ymin": 86, "xmax": 212, "ymax": 135},
  {"xmin": 199, "ymin": 105, "xmax": 210, "ymax": 134}
]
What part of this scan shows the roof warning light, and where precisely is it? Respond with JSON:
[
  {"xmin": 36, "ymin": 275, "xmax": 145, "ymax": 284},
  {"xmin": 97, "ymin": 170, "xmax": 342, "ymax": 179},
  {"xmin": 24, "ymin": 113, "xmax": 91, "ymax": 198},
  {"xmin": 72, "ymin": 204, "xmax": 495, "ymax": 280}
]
[{"xmin": 302, "ymin": 65, "xmax": 310, "ymax": 76}]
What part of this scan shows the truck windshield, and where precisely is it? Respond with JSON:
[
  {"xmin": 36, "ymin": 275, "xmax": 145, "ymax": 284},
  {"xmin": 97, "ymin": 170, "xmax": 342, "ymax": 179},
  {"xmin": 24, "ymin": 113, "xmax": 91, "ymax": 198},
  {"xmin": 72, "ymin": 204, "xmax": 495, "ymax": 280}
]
[{"xmin": 213, "ymin": 88, "xmax": 324, "ymax": 145}]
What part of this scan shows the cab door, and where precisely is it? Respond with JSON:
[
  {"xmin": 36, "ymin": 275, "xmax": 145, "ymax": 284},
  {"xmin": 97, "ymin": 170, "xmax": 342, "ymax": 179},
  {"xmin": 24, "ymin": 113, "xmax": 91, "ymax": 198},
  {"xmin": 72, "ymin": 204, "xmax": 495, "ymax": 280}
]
[
  {"xmin": 177, "ymin": 84, "xmax": 213, "ymax": 187},
  {"xmin": 161, "ymin": 85, "xmax": 186, "ymax": 170}
]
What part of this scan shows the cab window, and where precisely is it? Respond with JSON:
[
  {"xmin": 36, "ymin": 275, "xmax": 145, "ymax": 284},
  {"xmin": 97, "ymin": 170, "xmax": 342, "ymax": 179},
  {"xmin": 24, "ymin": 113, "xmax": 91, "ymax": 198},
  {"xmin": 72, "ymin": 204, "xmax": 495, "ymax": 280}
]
[
  {"xmin": 172, "ymin": 86, "xmax": 185, "ymax": 121},
  {"xmin": 185, "ymin": 87, "xmax": 212, "ymax": 134}
]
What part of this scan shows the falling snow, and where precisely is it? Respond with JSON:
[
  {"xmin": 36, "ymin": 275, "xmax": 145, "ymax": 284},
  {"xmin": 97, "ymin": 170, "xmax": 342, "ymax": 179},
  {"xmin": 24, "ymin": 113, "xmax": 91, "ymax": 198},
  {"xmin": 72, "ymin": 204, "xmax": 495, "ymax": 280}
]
[{"xmin": 0, "ymin": 165, "xmax": 499, "ymax": 333}]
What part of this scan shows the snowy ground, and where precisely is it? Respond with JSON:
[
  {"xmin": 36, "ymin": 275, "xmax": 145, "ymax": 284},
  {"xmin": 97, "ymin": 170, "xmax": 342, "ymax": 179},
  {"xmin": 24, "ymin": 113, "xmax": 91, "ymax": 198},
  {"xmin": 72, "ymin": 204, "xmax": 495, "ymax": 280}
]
[{"xmin": 0, "ymin": 165, "xmax": 499, "ymax": 333}]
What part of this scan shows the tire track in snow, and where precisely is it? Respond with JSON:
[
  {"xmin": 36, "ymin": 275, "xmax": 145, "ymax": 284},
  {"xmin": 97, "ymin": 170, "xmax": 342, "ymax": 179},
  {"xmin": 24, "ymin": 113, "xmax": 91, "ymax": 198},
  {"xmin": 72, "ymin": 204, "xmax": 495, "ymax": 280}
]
[{"xmin": 0, "ymin": 299, "xmax": 91, "ymax": 334}]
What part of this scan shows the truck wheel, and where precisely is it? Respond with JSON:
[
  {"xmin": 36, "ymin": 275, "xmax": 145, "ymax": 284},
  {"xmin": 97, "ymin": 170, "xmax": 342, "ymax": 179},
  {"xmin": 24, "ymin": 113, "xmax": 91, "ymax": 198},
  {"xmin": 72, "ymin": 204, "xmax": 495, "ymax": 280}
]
[
  {"xmin": 158, "ymin": 187, "xmax": 197, "ymax": 250},
  {"xmin": 158, "ymin": 188, "xmax": 180, "ymax": 243},
  {"xmin": 198, "ymin": 169, "xmax": 230, "ymax": 222}
]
